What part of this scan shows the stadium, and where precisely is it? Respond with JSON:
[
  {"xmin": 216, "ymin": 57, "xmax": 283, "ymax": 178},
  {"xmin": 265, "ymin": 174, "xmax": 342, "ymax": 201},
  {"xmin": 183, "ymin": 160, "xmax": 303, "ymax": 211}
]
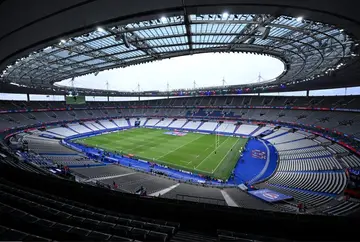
[{"xmin": 1, "ymin": 0, "xmax": 360, "ymax": 241}]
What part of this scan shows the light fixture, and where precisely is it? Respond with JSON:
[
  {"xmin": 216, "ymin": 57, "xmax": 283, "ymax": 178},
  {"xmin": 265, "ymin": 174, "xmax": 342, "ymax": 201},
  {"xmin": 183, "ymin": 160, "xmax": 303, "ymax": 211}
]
[
  {"xmin": 60, "ymin": 39, "xmax": 66, "ymax": 43},
  {"xmin": 296, "ymin": 16, "xmax": 303, "ymax": 22},
  {"xmin": 160, "ymin": 16, "xmax": 167, "ymax": 22},
  {"xmin": 97, "ymin": 27, "xmax": 105, "ymax": 32},
  {"xmin": 222, "ymin": 12, "xmax": 229, "ymax": 19}
]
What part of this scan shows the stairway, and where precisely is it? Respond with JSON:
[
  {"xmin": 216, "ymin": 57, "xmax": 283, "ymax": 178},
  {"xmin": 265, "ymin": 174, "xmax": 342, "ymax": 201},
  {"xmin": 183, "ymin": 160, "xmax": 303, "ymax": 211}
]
[{"xmin": 171, "ymin": 231, "xmax": 217, "ymax": 242}]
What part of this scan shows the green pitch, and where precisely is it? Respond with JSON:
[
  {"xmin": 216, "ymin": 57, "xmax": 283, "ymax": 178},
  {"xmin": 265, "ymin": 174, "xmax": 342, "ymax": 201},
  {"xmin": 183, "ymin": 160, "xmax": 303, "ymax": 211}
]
[{"xmin": 76, "ymin": 128, "xmax": 248, "ymax": 180}]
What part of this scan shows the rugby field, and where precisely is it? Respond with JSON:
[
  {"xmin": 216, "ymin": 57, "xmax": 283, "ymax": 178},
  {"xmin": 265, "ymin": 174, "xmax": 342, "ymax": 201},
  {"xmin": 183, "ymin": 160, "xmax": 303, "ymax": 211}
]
[{"xmin": 76, "ymin": 128, "xmax": 247, "ymax": 180}]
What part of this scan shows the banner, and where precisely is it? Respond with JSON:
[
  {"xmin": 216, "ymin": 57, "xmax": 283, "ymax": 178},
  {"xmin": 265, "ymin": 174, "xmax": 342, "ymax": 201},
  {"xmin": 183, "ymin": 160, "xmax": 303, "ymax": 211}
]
[{"xmin": 248, "ymin": 189, "xmax": 292, "ymax": 202}]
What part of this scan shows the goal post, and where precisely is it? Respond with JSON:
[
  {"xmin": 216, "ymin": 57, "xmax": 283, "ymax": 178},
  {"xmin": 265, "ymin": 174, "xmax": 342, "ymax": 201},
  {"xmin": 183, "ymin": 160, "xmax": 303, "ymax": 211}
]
[{"xmin": 215, "ymin": 132, "xmax": 220, "ymax": 149}]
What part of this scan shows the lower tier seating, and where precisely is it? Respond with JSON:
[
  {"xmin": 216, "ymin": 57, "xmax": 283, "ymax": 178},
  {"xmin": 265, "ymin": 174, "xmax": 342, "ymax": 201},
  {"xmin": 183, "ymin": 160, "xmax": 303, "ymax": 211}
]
[
  {"xmin": 257, "ymin": 183, "xmax": 333, "ymax": 208},
  {"xmin": 321, "ymin": 201, "xmax": 360, "ymax": 216},
  {"xmin": 0, "ymin": 178, "xmax": 179, "ymax": 241},
  {"xmin": 267, "ymin": 171, "xmax": 346, "ymax": 194},
  {"xmin": 162, "ymin": 183, "xmax": 226, "ymax": 205}
]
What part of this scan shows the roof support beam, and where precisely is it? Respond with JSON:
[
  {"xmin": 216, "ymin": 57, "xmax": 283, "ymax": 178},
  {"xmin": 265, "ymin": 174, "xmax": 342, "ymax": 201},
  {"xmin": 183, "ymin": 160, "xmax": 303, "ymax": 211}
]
[
  {"xmin": 182, "ymin": 0, "xmax": 193, "ymax": 51},
  {"xmin": 184, "ymin": 14, "xmax": 193, "ymax": 50},
  {"xmin": 228, "ymin": 14, "xmax": 276, "ymax": 50},
  {"xmin": 109, "ymin": 27, "xmax": 160, "ymax": 59}
]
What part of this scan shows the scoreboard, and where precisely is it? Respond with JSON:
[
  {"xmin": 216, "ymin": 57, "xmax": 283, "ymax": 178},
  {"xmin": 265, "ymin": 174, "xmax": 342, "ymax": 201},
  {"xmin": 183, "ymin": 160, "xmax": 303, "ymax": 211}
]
[{"xmin": 66, "ymin": 95, "xmax": 86, "ymax": 105}]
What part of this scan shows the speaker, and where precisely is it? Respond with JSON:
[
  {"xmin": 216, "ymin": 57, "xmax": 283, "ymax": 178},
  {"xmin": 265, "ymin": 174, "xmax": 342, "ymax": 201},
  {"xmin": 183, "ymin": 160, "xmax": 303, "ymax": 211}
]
[{"xmin": 122, "ymin": 34, "xmax": 130, "ymax": 48}]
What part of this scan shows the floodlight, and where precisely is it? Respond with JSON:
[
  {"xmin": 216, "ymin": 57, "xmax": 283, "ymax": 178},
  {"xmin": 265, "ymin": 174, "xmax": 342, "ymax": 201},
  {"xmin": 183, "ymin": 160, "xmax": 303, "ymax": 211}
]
[
  {"xmin": 296, "ymin": 16, "xmax": 303, "ymax": 22},
  {"xmin": 97, "ymin": 27, "xmax": 105, "ymax": 32},
  {"xmin": 60, "ymin": 39, "xmax": 66, "ymax": 43},
  {"xmin": 222, "ymin": 12, "xmax": 229, "ymax": 19},
  {"xmin": 160, "ymin": 16, "xmax": 167, "ymax": 22}
]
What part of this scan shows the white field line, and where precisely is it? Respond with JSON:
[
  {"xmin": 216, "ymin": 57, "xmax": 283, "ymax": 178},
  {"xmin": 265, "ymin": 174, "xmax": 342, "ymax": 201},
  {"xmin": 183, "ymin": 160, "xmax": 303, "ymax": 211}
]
[
  {"xmin": 157, "ymin": 135, "xmax": 203, "ymax": 160},
  {"xmin": 195, "ymin": 136, "xmax": 230, "ymax": 169},
  {"xmin": 211, "ymin": 139, "xmax": 240, "ymax": 174}
]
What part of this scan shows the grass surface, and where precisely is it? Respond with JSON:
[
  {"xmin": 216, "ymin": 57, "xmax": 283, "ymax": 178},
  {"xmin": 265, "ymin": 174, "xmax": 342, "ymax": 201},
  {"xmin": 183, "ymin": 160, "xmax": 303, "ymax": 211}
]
[{"xmin": 76, "ymin": 128, "xmax": 248, "ymax": 180}]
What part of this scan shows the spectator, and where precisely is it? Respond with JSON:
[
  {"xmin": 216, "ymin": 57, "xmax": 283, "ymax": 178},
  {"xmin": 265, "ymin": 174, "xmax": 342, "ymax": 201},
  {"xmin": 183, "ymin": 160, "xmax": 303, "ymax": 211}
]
[{"xmin": 298, "ymin": 203, "xmax": 303, "ymax": 213}]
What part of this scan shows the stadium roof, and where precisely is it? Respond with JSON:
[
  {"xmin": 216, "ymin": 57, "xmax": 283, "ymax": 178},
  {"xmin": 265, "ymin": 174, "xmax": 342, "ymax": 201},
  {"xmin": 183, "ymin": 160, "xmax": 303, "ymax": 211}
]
[{"xmin": 0, "ymin": 1, "xmax": 359, "ymax": 96}]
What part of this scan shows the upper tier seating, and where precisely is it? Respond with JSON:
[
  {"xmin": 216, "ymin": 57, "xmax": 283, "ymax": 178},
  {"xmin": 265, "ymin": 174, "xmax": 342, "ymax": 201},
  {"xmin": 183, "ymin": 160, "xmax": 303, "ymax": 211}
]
[
  {"xmin": 342, "ymin": 155, "xmax": 360, "ymax": 168},
  {"xmin": 197, "ymin": 122, "xmax": 218, "ymax": 132},
  {"xmin": 168, "ymin": 119, "xmax": 187, "ymax": 129},
  {"xmin": 215, "ymin": 122, "xmax": 236, "ymax": 133},
  {"xmin": 182, "ymin": 121, "xmax": 201, "ymax": 130},
  {"xmin": 113, "ymin": 118, "xmax": 129, "ymax": 127},
  {"xmin": 234, "ymin": 124, "xmax": 258, "ymax": 135},
  {"xmin": 314, "ymin": 136, "xmax": 332, "ymax": 145},
  {"xmin": 278, "ymin": 146, "xmax": 326, "ymax": 155},
  {"xmin": 328, "ymin": 144, "xmax": 349, "ymax": 154},
  {"xmin": 279, "ymin": 150, "xmax": 331, "ymax": 160},
  {"xmin": 84, "ymin": 122, "xmax": 100, "ymax": 131},
  {"xmin": 269, "ymin": 132, "xmax": 305, "ymax": 144},
  {"xmin": 154, "ymin": 118, "xmax": 173, "ymax": 127},
  {"xmin": 274, "ymin": 139, "xmax": 318, "ymax": 151},
  {"xmin": 144, "ymin": 119, "xmax": 160, "ymax": 127},
  {"xmin": 99, "ymin": 120, "xmax": 117, "ymax": 129},
  {"xmin": 47, "ymin": 127, "xmax": 77, "ymax": 137},
  {"xmin": 67, "ymin": 123, "xmax": 92, "ymax": 134},
  {"xmin": 252, "ymin": 126, "xmax": 272, "ymax": 136},
  {"xmin": 263, "ymin": 128, "xmax": 290, "ymax": 140}
]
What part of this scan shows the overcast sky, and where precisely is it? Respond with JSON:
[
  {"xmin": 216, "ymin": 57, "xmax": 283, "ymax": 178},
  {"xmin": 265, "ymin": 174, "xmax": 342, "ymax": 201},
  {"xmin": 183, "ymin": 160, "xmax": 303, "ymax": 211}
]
[
  {"xmin": 56, "ymin": 53, "xmax": 284, "ymax": 92},
  {"xmin": 1, "ymin": 52, "xmax": 360, "ymax": 101}
]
